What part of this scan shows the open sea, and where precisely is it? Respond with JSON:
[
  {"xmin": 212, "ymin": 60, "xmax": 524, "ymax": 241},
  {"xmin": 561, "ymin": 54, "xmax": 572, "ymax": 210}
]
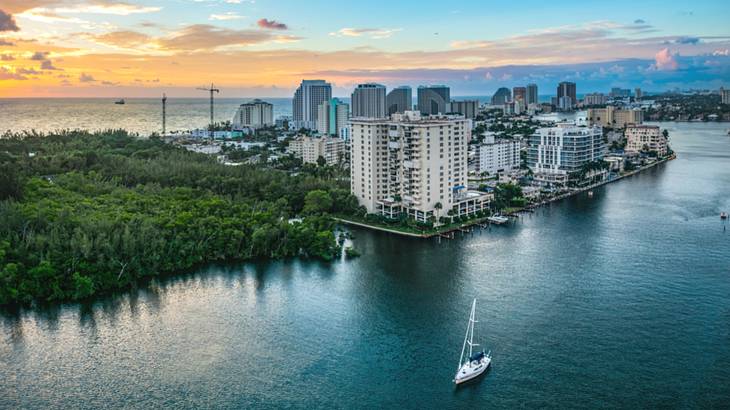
[{"xmin": 1, "ymin": 120, "xmax": 730, "ymax": 408}]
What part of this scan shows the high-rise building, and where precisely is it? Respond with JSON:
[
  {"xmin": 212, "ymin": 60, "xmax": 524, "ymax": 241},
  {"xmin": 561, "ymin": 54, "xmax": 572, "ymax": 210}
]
[
  {"xmin": 231, "ymin": 99, "xmax": 274, "ymax": 131},
  {"xmin": 292, "ymin": 80, "xmax": 332, "ymax": 130},
  {"xmin": 417, "ymin": 85, "xmax": 450, "ymax": 115},
  {"xmin": 387, "ymin": 86, "xmax": 412, "ymax": 115},
  {"xmin": 587, "ymin": 106, "xmax": 643, "ymax": 128},
  {"xmin": 317, "ymin": 98, "xmax": 350, "ymax": 139},
  {"xmin": 610, "ymin": 87, "xmax": 631, "ymax": 98},
  {"xmin": 583, "ymin": 93, "xmax": 608, "ymax": 106},
  {"xmin": 476, "ymin": 134, "xmax": 521, "ymax": 175},
  {"xmin": 513, "ymin": 87, "xmax": 527, "ymax": 102},
  {"xmin": 350, "ymin": 111, "xmax": 490, "ymax": 222},
  {"xmin": 527, "ymin": 124, "xmax": 605, "ymax": 186},
  {"xmin": 491, "ymin": 87, "xmax": 511, "ymax": 105},
  {"xmin": 721, "ymin": 87, "xmax": 730, "ymax": 105},
  {"xmin": 352, "ymin": 83, "xmax": 387, "ymax": 118},
  {"xmin": 635, "ymin": 88, "xmax": 643, "ymax": 100},
  {"xmin": 625, "ymin": 125, "xmax": 667, "ymax": 156},
  {"xmin": 556, "ymin": 82, "xmax": 577, "ymax": 111},
  {"xmin": 526, "ymin": 83, "xmax": 539, "ymax": 105},
  {"xmin": 448, "ymin": 100, "xmax": 479, "ymax": 119}
]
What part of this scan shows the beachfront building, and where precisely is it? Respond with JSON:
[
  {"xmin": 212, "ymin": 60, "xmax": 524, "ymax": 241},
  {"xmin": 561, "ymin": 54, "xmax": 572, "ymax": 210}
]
[
  {"xmin": 317, "ymin": 98, "xmax": 350, "ymax": 139},
  {"xmin": 293, "ymin": 80, "xmax": 332, "ymax": 130},
  {"xmin": 526, "ymin": 84, "xmax": 539, "ymax": 105},
  {"xmin": 491, "ymin": 87, "xmax": 511, "ymax": 105},
  {"xmin": 625, "ymin": 125, "xmax": 667, "ymax": 156},
  {"xmin": 721, "ymin": 87, "xmax": 730, "ymax": 105},
  {"xmin": 527, "ymin": 124, "xmax": 605, "ymax": 186},
  {"xmin": 352, "ymin": 83, "xmax": 387, "ymax": 118},
  {"xmin": 587, "ymin": 106, "xmax": 643, "ymax": 128},
  {"xmin": 350, "ymin": 111, "xmax": 491, "ymax": 222},
  {"xmin": 417, "ymin": 85, "xmax": 450, "ymax": 115},
  {"xmin": 288, "ymin": 135, "xmax": 346, "ymax": 166},
  {"xmin": 557, "ymin": 82, "xmax": 577, "ymax": 111},
  {"xmin": 583, "ymin": 93, "xmax": 608, "ymax": 106},
  {"xmin": 476, "ymin": 134, "xmax": 521, "ymax": 175},
  {"xmin": 231, "ymin": 99, "xmax": 274, "ymax": 131},
  {"xmin": 448, "ymin": 100, "xmax": 479, "ymax": 119},
  {"xmin": 387, "ymin": 86, "xmax": 412, "ymax": 115},
  {"xmin": 513, "ymin": 87, "xmax": 526, "ymax": 102}
]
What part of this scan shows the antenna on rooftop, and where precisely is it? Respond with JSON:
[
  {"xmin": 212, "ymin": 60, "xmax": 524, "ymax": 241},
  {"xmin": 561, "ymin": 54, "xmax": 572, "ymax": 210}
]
[{"xmin": 197, "ymin": 83, "xmax": 220, "ymax": 139}]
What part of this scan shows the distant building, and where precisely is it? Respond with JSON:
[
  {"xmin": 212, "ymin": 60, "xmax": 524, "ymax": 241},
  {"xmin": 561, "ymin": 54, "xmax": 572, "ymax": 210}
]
[
  {"xmin": 476, "ymin": 133, "xmax": 521, "ymax": 175},
  {"xmin": 503, "ymin": 100, "xmax": 524, "ymax": 116},
  {"xmin": 387, "ymin": 86, "xmax": 412, "ymax": 115},
  {"xmin": 491, "ymin": 87, "xmax": 511, "ymax": 105},
  {"xmin": 231, "ymin": 99, "xmax": 274, "ymax": 131},
  {"xmin": 557, "ymin": 82, "xmax": 577, "ymax": 111},
  {"xmin": 526, "ymin": 83, "xmax": 539, "ymax": 105},
  {"xmin": 635, "ymin": 88, "xmax": 643, "ymax": 100},
  {"xmin": 527, "ymin": 124, "xmax": 605, "ymax": 186},
  {"xmin": 288, "ymin": 135, "xmax": 345, "ymax": 165},
  {"xmin": 350, "ymin": 111, "xmax": 490, "ymax": 222},
  {"xmin": 610, "ymin": 87, "xmax": 631, "ymax": 98},
  {"xmin": 513, "ymin": 87, "xmax": 527, "ymax": 102},
  {"xmin": 583, "ymin": 93, "xmax": 608, "ymax": 106},
  {"xmin": 317, "ymin": 98, "xmax": 350, "ymax": 139},
  {"xmin": 625, "ymin": 125, "xmax": 667, "ymax": 156},
  {"xmin": 587, "ymin": 106, "xmax": 643, "ymax": 128},
  {"xmin": 352, "ymin": 83, "xmax": 387, "ymax": 118},
  {"xmin": 721, "ymin": 87, "xmax": 730, "ymax": 105},
  {"xmin": 293, "ymin": 80, "xmax": 332, "ymax": 130},
  {"xmin": 417, "ymin": 85, "xmax": 450, "ymax": 115},
  {"xmin": 448, "ymin": 100, "xmax": 479, "ymax": 119}
]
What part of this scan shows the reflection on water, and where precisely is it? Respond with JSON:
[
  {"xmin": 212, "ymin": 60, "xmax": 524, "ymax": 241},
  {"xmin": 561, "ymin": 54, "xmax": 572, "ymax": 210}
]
[{"xmin": 2, "ymin": 122, "xmax": 730, "ymax": 408}]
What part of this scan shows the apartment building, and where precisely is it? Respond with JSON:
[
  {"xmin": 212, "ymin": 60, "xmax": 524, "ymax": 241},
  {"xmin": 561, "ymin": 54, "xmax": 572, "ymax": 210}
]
[
  {"xmin": 231, "ymin": 99, "xmax": 274, "ymax": 131},
  {"xmin": 288, "ymin": 135, "xmax": 346, "ymax": 166},
  {"xmin": 587, "ymin": 106, "xmax": 643, "ymax": 128},
  {"xmin": 625, "ymin": 125, "xmax": 667, "ymax": 156},
  {"xmin": 350, "ymin": 111, "xmax": 491, "ymax": 222},
  {"xmin": 527, "ymin": 124, "xmax": 605, "ymax": 186},
  {"xmin": 476, "ymin": 134, "xmax": 521, "ymax": 175}
]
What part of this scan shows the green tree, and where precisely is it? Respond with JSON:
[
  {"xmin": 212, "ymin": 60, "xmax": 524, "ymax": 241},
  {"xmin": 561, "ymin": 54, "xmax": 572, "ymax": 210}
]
[{"xmin": 303, "ymin": 190, "xmax": 333, "ymax": 215}]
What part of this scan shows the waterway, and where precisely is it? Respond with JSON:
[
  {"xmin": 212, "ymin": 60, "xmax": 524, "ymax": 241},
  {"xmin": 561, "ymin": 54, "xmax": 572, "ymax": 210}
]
[{"xmin": 1, "ymin": 122, "xmax": 729, "ymax": 409}]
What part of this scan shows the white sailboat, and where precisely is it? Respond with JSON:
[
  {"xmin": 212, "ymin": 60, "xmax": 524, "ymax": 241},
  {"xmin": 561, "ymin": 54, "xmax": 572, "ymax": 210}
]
[{"xmin": 454, "ymin": 298, "xmax": 491, "ymax": 385}]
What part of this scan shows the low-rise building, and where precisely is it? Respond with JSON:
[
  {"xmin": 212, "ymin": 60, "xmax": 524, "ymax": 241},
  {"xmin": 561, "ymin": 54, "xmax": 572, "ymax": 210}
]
[
  {"xmin": 587, "ymin": 106, "xmax": 643, "ymax": 128},
  {"xmin": 287, "ymin": 135, "xmax": 346, "ymax": 165},
  {"xmin": 625, "ymin": 125, "xmax": 667, "ymax": 156},
  {"xmin": 476, "ymin": 134, "xmax": 520, "ymax": 175}
]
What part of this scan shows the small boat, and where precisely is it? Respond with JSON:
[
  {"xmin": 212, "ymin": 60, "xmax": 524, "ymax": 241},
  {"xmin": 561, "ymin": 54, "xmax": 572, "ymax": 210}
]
[
  {"xmin": 587, "ymin": 190, "xmax": 594, "ymax": 198},
  {"xmin": 487, "ymin": 215, "xmax": 509, "ymax": 225},
  {"xmin": 722, "ymin": 212, "xmax": 728, "ymax": 220},
  {"xmin": 114, "ymin": 99, "xmax": 125, "ymax": 105},
  {"xmin": 454, "ymin": 299, "xmax": 491, "ymax": 385}
]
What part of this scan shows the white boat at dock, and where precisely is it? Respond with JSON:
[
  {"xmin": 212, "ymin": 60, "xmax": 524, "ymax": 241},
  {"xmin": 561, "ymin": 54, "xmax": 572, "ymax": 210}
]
[
  {"xmin": 721, "ymin": 212, "xmax": 728, "ymax": 220},
  {"xmin": 454, "ymin": 299, "xmax": 491, "ymax": 385},
  {"xmin": 487, "ymin": 215, "xmax": 509, "ymax": 225}
]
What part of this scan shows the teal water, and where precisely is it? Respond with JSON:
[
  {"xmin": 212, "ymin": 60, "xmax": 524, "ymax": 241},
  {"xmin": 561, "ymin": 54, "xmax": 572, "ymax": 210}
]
[{"xmin": 1, "ymin": 122, "xmax": 730, "ymax": 409}]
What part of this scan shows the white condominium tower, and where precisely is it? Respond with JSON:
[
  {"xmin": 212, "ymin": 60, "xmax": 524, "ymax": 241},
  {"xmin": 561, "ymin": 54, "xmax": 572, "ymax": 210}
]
[
  {"xmin": 317, "ymin": 98, "xmax": 350, "ymax": 139},
  {"xmin": 350, "ymin": 111, "xmax": 491, "ymax": 222},
  {"xmin": 231, "ymin": 99, "xmax": 274, "ymax": 131},
  {"xmin": 293, "ymin": 80, "xmax": 332, "ymax": 130},
  {"xmin": 352, "ymin": 83, "xmax": 387, "ymax": 118}
]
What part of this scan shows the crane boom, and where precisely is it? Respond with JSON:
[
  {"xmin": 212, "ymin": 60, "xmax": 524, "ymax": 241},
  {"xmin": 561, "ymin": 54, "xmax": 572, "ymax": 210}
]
[{"xmin": 197, "ymin": 83, "xmax": 220, "ymax": 138}]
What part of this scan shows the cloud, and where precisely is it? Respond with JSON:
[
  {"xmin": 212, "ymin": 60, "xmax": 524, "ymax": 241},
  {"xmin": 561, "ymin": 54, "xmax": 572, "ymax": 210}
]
[
  {"xmin": 1, "ymin": 54, "xmax": 15, "ymax": 61},
  {"xmin": 30, "ymin": 51, "xmax": 49, "ymax": 60},
  {"xmin": 49, "ymin": 3, "xmax": 161, "ymax": 15},
  {"xmin": 41, "ymin": 59, "xmax": 60, "ymax": 70},
  {"xmin": 654, "ymin": 48, "xmax": 678, "ymax": 70},
  {"xmin": 90, "ymin": 30, "xmax": 152, "ymax": 48},
  {"xmin": 634, "ymin": 19, "xmax": 646, "ymax": 24},
  {"xmin": 713, "ymin": 49, "xmax": 729, "ymax": 56},
  {"xmin": 210, "ymin": 12, "xmax": 244, "ymax": 21},
  {"xmin": 257, "ymin": 18, "xmax": 287, "ymax": 30},
  {"xmin": 675, "ymin": 36, "xmax": 700, "ymax": 45},
  {"xmin": 0, "ymin": 9, "xmax": 20, "ymax": 31},
  {"xmin": 101, "ymin": 80, "xmax": 119, "ymax": 85},
  {"xmin": 79, "ymin": 72, "xmax": 95, "ymax": 82},
  {"xmin": 16, "ymin": 67, "xmax": 41, "ymax": 75},
  {"xmin": 159, "ymin": 24, "xmax": 290, "ymax": 51},
  {"xmin": 329, "ymin": 27, "xmax": 402, "ymax": 39},
  {"xmin": 0, "ymin": 66, "xmax": 27, "ymax": 80},
  {"xmin": 0, "ymin": 39, "xmax": 14, "ymax": 46}
]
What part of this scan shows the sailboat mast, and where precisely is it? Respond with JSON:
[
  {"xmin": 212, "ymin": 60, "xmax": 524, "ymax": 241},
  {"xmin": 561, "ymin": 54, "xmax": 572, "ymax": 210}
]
[
  {"xmin": 468, "ymin": 299, "xmax": 475, "ymax": 359},
  {"xmin": 458, "ymin": 299, "xmax": 476, "ymax": 370}
]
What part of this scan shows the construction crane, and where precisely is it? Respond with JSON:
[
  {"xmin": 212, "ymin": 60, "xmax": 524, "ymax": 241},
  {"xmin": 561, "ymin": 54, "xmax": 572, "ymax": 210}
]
[
  {"xmin": 197, "ymin": 83, "xmax": 220, "ymax": 139},
  {"xmin": 161, "ymin": 93, "xmax": 167, "ymax": 136}
]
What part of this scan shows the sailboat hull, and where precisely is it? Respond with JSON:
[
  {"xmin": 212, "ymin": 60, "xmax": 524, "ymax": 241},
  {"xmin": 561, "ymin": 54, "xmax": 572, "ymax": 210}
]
[{"xmin": 454, "ymin": 356, "xmax": 491, "ymax": 385}]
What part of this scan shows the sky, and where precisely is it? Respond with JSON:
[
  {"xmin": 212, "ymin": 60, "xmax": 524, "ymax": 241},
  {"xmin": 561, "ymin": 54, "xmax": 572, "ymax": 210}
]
[{"xmin": 0, "ymin": 0, "xmax": 729, "ymax": 98}]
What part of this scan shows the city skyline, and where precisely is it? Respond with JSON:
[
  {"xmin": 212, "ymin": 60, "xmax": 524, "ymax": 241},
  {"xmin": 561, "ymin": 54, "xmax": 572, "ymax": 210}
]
[{"xmin": 1, "ymin": 0, "xmax": 729, "ymax": 97}]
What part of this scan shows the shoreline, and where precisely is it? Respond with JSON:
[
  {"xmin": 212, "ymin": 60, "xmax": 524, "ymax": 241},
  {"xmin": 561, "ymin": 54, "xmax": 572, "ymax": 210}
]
[{"xmin": 336, "ymin": 154, "xmax": 676, "ymax": 239}]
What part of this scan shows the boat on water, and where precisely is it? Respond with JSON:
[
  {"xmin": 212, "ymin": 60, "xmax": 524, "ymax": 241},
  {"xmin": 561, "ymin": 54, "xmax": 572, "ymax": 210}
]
[
  {"xmin": 722, "ymin": 212, "xmax": 728, "ymax": 220},
  {"xmin": 587, "ymin": 190, "xmax": 594, "ymax": 198},
  {"xmin": 114, "ymin": 99, "xmax": 125, "ymax": 105},
  {"xmin": 487, "ymin": 215, "xmax": 509, "ymax": 225},
  {"xmin": 454, "ymin": 299, "xmax": 491, "ymax": 385}
]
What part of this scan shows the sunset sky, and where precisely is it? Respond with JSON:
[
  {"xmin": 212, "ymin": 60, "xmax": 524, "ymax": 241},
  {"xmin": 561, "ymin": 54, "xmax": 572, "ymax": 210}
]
[{"xmin": 1, "ymin": 0, "xmax": 729, "ymax": 98}]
